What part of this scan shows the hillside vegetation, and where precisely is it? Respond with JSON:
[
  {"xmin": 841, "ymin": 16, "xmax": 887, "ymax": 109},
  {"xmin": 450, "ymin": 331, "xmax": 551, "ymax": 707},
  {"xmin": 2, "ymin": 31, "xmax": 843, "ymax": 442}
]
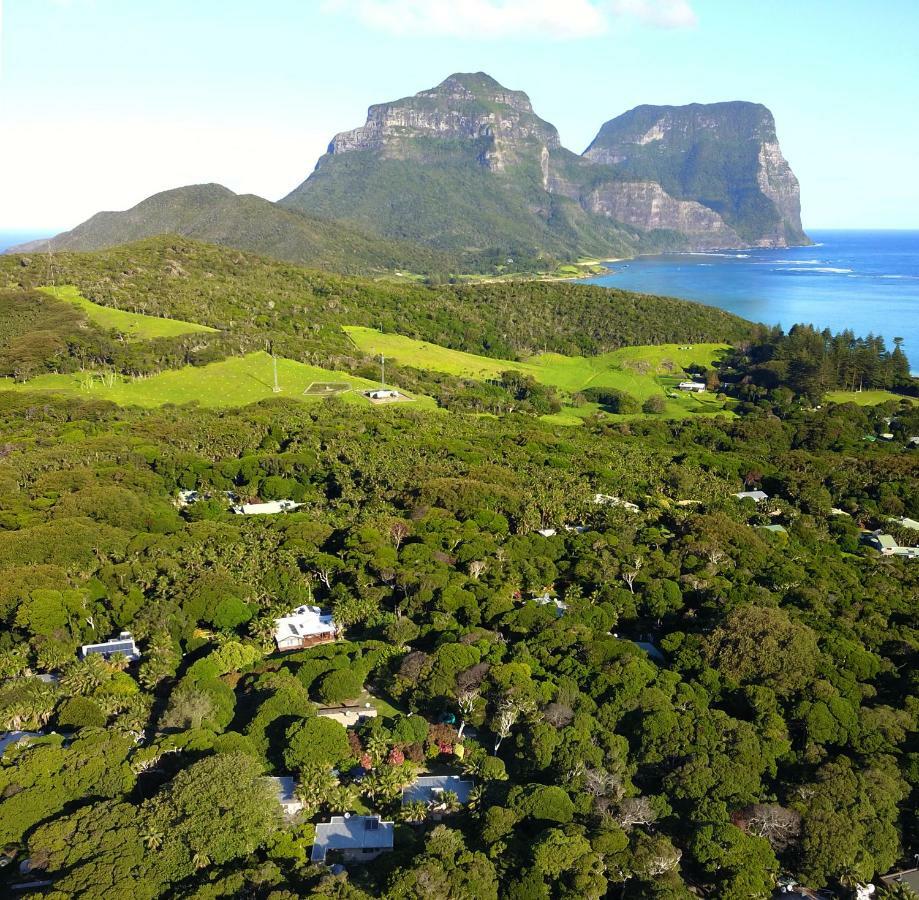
[
  {"xmin": 12, "ymin": 184, "xmax": 455, "ymax": 276},
  {"xmin": 0, "ymin": 385, "xmax": 915, "ymax": 898},
  {"xmin": 1, "ymin": 236, "xmax": 757, "ymax": 365},
  {"xmin": 347, "ymin": 327, "xmax": 731, "ymax": 422}
]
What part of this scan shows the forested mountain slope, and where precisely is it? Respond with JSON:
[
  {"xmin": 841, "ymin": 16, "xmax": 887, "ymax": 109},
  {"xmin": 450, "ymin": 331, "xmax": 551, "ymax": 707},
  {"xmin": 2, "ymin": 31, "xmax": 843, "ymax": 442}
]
[
  {"xmin": 1, "ymin": 236, "xmax": 757, "ymax": 367},
  {"xmin": 8, "ymin": 184, "xmax": 454, "ymax": 276}
]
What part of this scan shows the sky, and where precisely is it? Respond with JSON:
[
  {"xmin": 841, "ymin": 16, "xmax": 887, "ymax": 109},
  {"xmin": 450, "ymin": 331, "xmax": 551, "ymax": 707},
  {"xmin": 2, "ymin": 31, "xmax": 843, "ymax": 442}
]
[{"xmin": 1, "ymin": 0, "xmax": 918, "ymax": 232}]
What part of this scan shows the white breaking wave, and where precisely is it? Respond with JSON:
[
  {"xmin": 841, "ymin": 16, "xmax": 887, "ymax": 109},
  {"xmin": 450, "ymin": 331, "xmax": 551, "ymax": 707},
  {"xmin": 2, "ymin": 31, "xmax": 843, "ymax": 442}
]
[
  {"xmin": 783, "ymin": 266, "xmax": 853, "ymax": 274},
  {"xmin": 773, "ymin": 259, "xmax": 822, "ymax": 265}
]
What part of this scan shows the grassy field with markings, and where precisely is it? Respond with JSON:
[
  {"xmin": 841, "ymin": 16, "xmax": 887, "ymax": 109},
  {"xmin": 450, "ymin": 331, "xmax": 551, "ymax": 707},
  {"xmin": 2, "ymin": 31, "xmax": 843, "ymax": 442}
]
[
  {"xmin": 1, "ymin": 351, "xmax": 435, "ymax": 410},
  {"xmin": 825, "ymin": 389, "xmax": 914, "ymax": 406}
]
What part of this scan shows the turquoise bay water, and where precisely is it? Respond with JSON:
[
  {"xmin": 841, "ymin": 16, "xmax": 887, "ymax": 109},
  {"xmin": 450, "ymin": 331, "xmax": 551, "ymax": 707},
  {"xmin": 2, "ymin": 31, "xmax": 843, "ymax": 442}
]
[{"xmin": 586, "ymin": 230, "xmax": 919, "ymax": 370}]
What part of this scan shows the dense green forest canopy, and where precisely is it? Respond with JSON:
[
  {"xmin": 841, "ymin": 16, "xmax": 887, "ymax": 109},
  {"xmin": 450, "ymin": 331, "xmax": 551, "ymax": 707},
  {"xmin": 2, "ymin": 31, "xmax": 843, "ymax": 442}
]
[
  {"xmin": 0, "ymin": 235, "xmax": 917, "ymax": 898},
  {"xmin": 0, "ymin": 385, "xmax": 916, "ymax": 898}
]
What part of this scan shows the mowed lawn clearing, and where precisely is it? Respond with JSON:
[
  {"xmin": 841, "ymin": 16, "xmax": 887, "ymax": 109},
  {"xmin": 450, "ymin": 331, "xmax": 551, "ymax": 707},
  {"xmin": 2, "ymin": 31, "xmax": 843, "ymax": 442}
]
[
  {"xmin": 41, "ymin": 285, "xmax": 217, "ymax": 341},
  {"xmin": 825, "ymin": 389, "xmax": 914, "ymax": 406},
  {"xmin": 345, "ymin": 326, "xmax": 732, "ymax": 421},
  {"xmin": 1, "ymin": 351, "xmax": 436, "ymax": 410}
]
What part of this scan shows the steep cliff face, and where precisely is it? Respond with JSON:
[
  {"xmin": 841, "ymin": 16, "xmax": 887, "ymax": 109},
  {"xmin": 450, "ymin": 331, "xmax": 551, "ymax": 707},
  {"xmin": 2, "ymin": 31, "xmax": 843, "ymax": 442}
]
[
  {"xmin": 583, "ymin": 180, "xmax": 743, "ymax": 246},
  {"xmin": 281, "ymin": 73, "xmax": 646, "ymax": 263},
  {"xmin": 285, "ymin": 78, "xmax": 807, "ymax": 258},
  {"xmin": 583, "ymin": 102, "xmax": 807, "ymax": 246},
  {"xmin": 324, "ymin": 73, "xmax": 561, "ymax": 173}
]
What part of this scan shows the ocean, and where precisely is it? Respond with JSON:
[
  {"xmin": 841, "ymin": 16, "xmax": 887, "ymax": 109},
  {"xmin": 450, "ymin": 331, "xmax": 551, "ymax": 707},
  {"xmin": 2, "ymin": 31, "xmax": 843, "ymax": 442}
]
[
  {"xmin": 0, "ymin": 231, "xmax": 55, "ymax": 252},
  {"xmin": 585, "ymin": 230, "xmax": 919, "ymax": 371}
]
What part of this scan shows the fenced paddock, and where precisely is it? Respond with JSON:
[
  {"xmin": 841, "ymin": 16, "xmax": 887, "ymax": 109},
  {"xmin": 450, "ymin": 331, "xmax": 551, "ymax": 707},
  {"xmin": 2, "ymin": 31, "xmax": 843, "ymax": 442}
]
[{"xmin": 304, "ymin": 382, "xmax": 352, "ymax": 396}]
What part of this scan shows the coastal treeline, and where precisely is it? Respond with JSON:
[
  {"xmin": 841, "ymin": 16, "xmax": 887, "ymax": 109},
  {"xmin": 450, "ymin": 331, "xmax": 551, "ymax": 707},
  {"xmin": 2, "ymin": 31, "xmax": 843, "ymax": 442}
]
[{"xmin": 721, "ymin": 324, "xmax": 915, "ymax": 402}]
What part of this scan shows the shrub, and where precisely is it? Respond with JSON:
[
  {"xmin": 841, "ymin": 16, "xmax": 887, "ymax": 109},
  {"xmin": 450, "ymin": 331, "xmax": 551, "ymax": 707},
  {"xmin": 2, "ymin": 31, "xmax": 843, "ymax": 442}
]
[
  {"xmin": 57, "ymin": 696, "xmax": 106, "ymax": 728},
  {"xmin": 284, "ymin": 716, "xmax": 353, "ymax": 771},
  {"xmin": 317, "ymin": 667, "xmax": 364, "ymax": 705},
  {"xmin": 512, "ymin": 784, "xmax": 575, "ymax": 823},
  {"xmin": 580, "ymin": 387, "xmax": 640, "ymax": 414}
]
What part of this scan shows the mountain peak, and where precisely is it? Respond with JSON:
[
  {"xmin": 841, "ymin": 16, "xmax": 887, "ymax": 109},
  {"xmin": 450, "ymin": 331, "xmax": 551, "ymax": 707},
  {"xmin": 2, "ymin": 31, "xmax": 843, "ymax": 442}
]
[
  {"xmin": 583, "ymin": 101, "xmax": 806, "ymax": 245},
  {"xmin": 423, "ymin": 71, "xmax": 533, "ymax": 112},
  {"xmin": 315, "ymin": 71, "xmax": 557, "ymax": 161}
]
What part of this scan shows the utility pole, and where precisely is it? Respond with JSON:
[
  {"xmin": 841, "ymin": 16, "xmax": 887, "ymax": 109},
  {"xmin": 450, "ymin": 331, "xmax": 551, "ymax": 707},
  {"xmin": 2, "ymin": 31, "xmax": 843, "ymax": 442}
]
[
  {"xmin": 47, "ymin": 243, "xmax": 55, "ymax": 294},
  {"xmin": 380, "ymin": 354, "xmax": 385, "ymax": 387}
]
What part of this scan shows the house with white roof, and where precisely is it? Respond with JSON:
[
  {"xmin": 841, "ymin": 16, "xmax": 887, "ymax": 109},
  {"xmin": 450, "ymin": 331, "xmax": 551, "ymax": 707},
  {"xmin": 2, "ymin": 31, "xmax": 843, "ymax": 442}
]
[
  {"xmin": 80, "ymin": 631, "xmax": 140, "ymax": 662},
  {"xmin": 533, "ymin": 594, "xmax": 568, "ymax": 617},
  {"xmin": 311, "ymin": 815, "xmax": 394, "ymax": 863},
  {"xmin": 274, "ymin": 606, "xmax": 339, "ymax": 652},
  {"xmin": 889, "ymin": 516, "xmax": 919, "ymax": 531},
  {"xmin": 266, "ymin": 776, "xmax": 303, "ymax": 817},
  {"xmin": 733, "ymin": 490, "xmax": 768, "ymax": 502},
  {"xmin": 232, "ymin": 500, "xmax": 302, "ymax": 515},
  {"xmin": 593, "ymin": 494, "xmax": 640, "ymax": 512},
  {"xmin": 678, "ymin": 381, "xmax": 706, "ymax": 392}
]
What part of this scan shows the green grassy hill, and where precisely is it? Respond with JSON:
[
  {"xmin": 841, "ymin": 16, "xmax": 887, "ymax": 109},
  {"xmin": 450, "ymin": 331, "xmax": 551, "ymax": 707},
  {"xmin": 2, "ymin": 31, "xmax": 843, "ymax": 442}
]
[
  {"xmin": 0, "ymin": 351, "xmax": 434, "ymax": 410},
  {"xmin": 0, "ymin": 237, "xmax": 761, "ymax": 424},
  {"xmin": 41, "ymin": 285, "xmax": 216, "ymax": 340},
  {"xmin": 347, "ymin": 326, "xmax": 731, "ymax": 423},
  {"xmin": 825, "ymin": 389, "xmax": 914, "ymax": 407},
  {"xmin": 1, "ymin": 236, "xmax": 758, "ymax": 365}
]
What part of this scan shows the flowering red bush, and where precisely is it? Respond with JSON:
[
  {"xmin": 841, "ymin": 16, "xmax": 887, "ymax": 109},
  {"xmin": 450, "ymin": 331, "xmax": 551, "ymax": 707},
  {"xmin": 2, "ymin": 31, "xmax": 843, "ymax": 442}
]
[
  {"xmin": 426, "ymin": 723, "xmax": 458, "ymax": 756},
  {"xmin": 387, "ymin": 747, "xmax": 405, "ymax": 766}
]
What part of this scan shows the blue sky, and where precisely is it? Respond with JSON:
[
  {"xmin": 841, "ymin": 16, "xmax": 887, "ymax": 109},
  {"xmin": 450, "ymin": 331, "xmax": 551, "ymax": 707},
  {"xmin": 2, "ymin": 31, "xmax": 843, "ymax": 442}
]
[{"xmin": 1, "ymin": 0, "xmax": 917, "ymax": 231}]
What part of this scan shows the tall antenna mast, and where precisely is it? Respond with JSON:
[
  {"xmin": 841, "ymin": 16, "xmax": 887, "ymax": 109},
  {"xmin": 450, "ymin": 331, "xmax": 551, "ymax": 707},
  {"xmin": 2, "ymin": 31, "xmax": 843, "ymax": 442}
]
[
  {"xmin": 47, "ymin": 242, "xmax": 55, "ymax": 294},
  {"xmin": 268, "ymin": 341, "xmax": 281, "ymax": 393}
]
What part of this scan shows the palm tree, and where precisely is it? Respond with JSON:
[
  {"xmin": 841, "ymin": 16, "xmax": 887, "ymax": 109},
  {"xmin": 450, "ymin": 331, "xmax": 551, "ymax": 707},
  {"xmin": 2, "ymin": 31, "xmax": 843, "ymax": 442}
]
[
  {"xmin": 440, "ymin": 789, "xmax": 461, "ymax": 814},
  {"xmin": 192, "ymin": 851, "xmax": 211, "ymax": 870},
  {"xmin": 466, "ymin": 785, "xmax": 485, "ymax": 814},
  {"xmin": 880, "ymin": 885, "xmax": 919, "ymax": 900},
  {"xmin": 60, "ymin": 655, "xmax": 109, "ymax": 695},
  {"xmin": 365, "ymin": 732, "xmax": 389, "ymax": 767},
  {"xmin": 399, "ymin": 800, "xmax": 428, "ymax": 823},
  {"xmin": 141, "ymin": 828, "xmax": 164, "ymax": 851}
]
